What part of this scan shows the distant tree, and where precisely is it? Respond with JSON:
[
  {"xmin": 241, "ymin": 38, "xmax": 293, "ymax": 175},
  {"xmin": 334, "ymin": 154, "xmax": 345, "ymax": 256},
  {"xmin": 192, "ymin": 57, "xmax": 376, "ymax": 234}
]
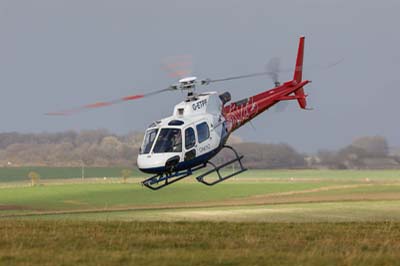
[
  {"xmin": 75, "ymin": 129, "xmax": 110, "ymax": 146},
  {"xmin": 121, "ymin": 169, "xmax": 132, "ymax": 184},
  {"xmin": 352, "ymin": 136, "xmax": 389, "ymax": 157},
  {"xmin": 316, "ymin": 150, "xmax": 339, "ymax": 168},
  {"xmin": 99, "ymin": 136, "xmax": 122, "ymax": 160},
  {"xmin": 234, "ymin": 142, "xmax": 306, "ymax": 169},
  {"xmin": 316, "ymin": 136, "xmax": 392, "ymax": 169},
  {"xmin": 336, "ymin": 145, "xmax": 368, "ymax": 169},
  {"xmin": 122, "ymin": 132, "xmax": 145, "ymax": 148},
  {"xmin": 28, "ymin": 171, "xmax": 40, "ymax": 186}
]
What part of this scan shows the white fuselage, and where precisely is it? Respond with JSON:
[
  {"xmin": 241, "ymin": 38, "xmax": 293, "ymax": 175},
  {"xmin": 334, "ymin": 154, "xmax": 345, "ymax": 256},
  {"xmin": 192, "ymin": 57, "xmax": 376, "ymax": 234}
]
[{"xmin": 137, "ymin": 92, "xmax": 228, "ymax": 174}]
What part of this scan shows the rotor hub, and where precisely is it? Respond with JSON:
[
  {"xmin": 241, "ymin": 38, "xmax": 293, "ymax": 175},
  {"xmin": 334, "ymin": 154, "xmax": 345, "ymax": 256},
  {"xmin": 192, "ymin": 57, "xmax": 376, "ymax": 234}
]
[
  {"xmin": 178, "ymin": 76, "xmax": 198, "ymax": 101},
  {"xmin": 178, "ymin": 76, "xmax": 197, "ymax": 90}
]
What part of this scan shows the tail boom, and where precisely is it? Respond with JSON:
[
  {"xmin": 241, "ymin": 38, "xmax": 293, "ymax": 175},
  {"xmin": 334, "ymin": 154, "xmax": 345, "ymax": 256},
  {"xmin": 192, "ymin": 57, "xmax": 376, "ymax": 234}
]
[
  {"xmin": 223, "ymin": 79, "xmax": 309, "ymax": 133},
  {"xmin": 223, "ymin": 36, "xmax": 310, "ymax": 133}
]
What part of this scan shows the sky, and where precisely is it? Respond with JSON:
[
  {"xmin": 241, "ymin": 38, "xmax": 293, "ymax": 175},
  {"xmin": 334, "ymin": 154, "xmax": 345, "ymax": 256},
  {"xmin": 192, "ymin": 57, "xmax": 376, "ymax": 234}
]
[{"xmin": 0, "ymin": 0, "xmax": 399, "ymax": 152}]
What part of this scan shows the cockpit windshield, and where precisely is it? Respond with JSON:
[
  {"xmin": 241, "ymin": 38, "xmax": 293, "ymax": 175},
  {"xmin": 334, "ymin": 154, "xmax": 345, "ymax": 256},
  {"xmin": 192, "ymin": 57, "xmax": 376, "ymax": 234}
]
[
  {"xmin": 140, "ymin": 128, "xmax": 158, "ymax": 154},
  {"xmin": 153, "ymin": 128, "xmax": 182, "ymax": 153}
]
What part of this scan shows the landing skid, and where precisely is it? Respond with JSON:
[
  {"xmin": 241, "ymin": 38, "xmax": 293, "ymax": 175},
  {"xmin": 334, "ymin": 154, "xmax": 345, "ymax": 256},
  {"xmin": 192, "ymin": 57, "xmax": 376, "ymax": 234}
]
[
  {"xmin": 142, "ymin": 164, "xmax": 206, "ymax": 190},
  {"xmin": 196, "ymin": 145, "xmax": 247, "ymax": 186},
  {"xmin": 142, "ymin": 145, "xmax": 246, "ymax": 190}
]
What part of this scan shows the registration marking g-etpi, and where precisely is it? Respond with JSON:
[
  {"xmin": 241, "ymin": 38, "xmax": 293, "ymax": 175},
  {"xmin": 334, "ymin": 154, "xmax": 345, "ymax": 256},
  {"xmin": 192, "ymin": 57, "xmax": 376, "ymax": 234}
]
[{"xmin": 192, "ymin": 99, "xmax": 207, "ymax": 111}]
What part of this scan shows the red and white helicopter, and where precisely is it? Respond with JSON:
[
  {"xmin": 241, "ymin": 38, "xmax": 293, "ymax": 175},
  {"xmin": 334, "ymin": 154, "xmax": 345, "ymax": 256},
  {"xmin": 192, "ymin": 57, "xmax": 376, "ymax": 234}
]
[{"xmin": 48, "ymin": 36, "xmax": 311, "ymax": 190}]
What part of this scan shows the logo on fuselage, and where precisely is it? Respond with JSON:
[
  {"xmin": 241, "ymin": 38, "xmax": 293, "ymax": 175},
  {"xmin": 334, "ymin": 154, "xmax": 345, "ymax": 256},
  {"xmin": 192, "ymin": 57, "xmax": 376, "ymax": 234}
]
[{"xmin": 198, "ymin": 143, "xmax": 211, "ymax": 153}]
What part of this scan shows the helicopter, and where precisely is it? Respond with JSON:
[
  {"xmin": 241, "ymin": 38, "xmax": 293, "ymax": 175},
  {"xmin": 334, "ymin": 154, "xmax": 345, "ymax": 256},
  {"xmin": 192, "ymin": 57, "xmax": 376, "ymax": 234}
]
[{"xmin": 47, "ymin": 36, "xmax": 311, "ymax": 190}]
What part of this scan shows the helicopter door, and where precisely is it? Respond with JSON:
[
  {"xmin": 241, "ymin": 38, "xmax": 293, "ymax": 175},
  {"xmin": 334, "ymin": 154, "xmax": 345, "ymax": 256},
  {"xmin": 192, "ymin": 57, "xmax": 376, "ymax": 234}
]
[
  {"xmin": 195, "ymin": 121, "xmax": 212, "ymax": 156},
  {"xmin": 184, "ymin": 127, "xmax": 196, "ymax": 161}
]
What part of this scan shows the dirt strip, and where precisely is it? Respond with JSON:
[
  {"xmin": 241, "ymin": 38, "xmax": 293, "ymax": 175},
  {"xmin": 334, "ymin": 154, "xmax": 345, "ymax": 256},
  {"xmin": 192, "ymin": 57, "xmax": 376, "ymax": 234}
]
[{"xmin": 0, "ymin": 205, "xmax": 37, "ymax": 211}]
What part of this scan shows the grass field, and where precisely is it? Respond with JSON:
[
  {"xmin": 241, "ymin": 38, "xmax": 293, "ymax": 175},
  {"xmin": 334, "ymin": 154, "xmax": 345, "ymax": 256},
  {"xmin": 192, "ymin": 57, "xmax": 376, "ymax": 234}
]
[
  {"xmin": 0, "ymin": 166, "xmax": 140, "ymax": 182},
  {"xmin": 1, "ymin": 167, "xmax": 400, "ymax": 182},
  {"xmin": 1, "ymin": 169, "xmax": 400, "ymax": 265},
  {"xmin": 1, "ymin": 221, "xmax": 400, "ymax": 266},
  {"xmin": 1, "ymin": 169, "xmax": 400, "ymax": 221}
]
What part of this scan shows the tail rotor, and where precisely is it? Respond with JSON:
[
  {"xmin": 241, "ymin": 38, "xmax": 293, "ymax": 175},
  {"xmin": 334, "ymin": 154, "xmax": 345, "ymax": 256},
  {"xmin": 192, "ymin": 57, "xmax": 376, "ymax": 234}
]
[
  {"xmin": 266, "ymin": 57, "xmax": 289, "ymax": 113},
  {"xmin": 266, "ymin": 57, "xmax": 281, "ymax": 87}
]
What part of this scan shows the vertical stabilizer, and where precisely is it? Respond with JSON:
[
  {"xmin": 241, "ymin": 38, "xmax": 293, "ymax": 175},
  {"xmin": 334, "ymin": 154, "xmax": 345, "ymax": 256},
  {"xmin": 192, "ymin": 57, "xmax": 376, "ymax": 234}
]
[
  {"xmin": 294, "ymin": 36, "xmax": 305, "ymax": 83},
  {"xmin": 293, "ymin": 36, "xmax": 307, "ymax": 109}
]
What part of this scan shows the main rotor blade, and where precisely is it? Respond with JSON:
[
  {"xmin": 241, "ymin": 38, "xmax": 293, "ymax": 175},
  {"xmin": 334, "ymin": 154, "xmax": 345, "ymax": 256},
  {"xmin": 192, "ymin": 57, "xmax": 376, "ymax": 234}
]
[
  {"xmin": 45, "ymin": 87, "xmax": 174, "ymax": 116},
  {"xmin": 201, "ymin": 71, "xmax": 273, "ymax": 85},
  {"xmin": 201, "ymin": 58, "xmax": 343, "ymax": 86},
  {"xmin": 161, "ymin": 55, "xmax": 193, "ymax": 79}
]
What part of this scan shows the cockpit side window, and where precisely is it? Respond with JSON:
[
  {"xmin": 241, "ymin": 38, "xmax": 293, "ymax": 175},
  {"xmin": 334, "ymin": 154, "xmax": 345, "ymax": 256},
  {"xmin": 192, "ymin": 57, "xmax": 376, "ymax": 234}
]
[
  {"xmin": 153, "ymin": 128, "xmax": 182, "ymax": 153},
  {"xmin": 196, "ymin": 122, "xmax": 210, "ymax": 143},
  {"xmin": 185, "ymin": 127, "xmax": 196, "ymax": 150},
  {"xmin": 140, "ymin": 128, "xmax": 158, "ymax": 154}
]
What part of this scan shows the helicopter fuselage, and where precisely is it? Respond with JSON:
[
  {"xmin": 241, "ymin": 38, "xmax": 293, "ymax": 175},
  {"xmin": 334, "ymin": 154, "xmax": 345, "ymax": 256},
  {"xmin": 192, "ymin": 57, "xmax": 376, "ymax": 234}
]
[{"xmin": 137, "ymin": 77, "xmax": 310, "ymax": 175}]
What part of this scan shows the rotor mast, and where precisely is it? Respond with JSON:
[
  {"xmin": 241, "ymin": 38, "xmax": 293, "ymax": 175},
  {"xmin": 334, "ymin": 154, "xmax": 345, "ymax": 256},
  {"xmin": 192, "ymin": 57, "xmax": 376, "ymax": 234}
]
[{"xmin": 178, "ymin": 76, "xmax": 198, "ymax": 101}]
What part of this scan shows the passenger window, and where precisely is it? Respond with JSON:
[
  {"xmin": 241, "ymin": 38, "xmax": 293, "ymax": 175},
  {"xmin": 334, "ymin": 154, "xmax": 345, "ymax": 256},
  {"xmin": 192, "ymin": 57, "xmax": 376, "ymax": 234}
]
[
  {"xmin": 196, "ymin": 122, "xmax": 209, "ymax": 143},
  {"xmin": 185, "ymin": 127, "xmax": 196, "ymax": 149}
]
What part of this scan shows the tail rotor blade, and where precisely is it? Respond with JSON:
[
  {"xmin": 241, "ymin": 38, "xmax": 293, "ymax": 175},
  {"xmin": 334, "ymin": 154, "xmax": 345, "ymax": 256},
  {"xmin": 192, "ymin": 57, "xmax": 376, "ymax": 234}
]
[{"xmin": 266, "ymin": 57, "xmax": 281, "ymax": 85}]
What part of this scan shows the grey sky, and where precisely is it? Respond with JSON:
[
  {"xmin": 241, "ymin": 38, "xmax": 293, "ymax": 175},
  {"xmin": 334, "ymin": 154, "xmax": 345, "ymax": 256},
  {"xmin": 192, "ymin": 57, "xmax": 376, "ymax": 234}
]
[{"xmin": 0, "ymin": 0, "xmax": 399, "ymax": 152}]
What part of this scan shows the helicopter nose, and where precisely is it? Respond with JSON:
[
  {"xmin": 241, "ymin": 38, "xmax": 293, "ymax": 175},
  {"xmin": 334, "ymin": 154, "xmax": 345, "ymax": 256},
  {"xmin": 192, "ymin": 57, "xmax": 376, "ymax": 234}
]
[
  {"xmin": 137, "ymin": 154, "xmax": 181, "ymax": 174},
  {"xmin": 137, "ymin": 154, "xmax": 165, "ymax": 173}
]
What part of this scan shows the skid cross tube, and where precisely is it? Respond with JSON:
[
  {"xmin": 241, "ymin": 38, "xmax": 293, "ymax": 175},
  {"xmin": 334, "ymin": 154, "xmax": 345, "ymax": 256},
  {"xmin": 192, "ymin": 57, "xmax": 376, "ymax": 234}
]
[
  {"xmin": 196, "ymin": 145, "xmax": 247, "ymax": 186},
  {"xmin": 142, "ymin": 164, "xmax": 206, "ymax": 190}
]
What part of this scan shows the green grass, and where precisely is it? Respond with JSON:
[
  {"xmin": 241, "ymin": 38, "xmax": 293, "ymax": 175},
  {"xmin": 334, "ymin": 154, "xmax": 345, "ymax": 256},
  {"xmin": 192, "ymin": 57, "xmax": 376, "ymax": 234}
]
[
  {"xmin": 1, "ymin": 168, "xmax": 399, "ymax": 183},
  {"xmin": 0, "ymin": 167, "xmax": 141, "ymax": 182},
  {"xmin": 1, "ymin": 169, "xmax": 400, "ymax": 220},
  {"xmin": 2, "ymin": 179, "xmax": 400, "ymax": 223},
  {"xmin": 1, "ymin": 220, "xmax": 400, "ymax": 266},
  {"xmin": 24, "ymin": 200, "xmax": 400, "ymax": 223},
  {"xmin": 0, "ymin": 182, "xmax": 328, "ymax": 211},
  {"xmin": 241, "ymin": 169, "xmax": 400, "ymax": 180}
]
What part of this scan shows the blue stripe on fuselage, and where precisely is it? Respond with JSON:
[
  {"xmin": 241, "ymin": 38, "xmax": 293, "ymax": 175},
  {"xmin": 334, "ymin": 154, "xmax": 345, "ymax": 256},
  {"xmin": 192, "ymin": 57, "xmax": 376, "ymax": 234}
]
[{"xmin": 139, "ymin": 147, "xmax": 221, "ymax": 174}]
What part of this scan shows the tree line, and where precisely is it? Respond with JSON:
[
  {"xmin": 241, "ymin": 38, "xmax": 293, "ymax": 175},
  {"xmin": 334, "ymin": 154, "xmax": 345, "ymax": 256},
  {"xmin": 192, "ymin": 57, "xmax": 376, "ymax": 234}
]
[
  {"xmin": 0, "ymin": 130, "xmax": 143, "ymax": 167},
  {"xmin": 0, "ymin": 130, "xmax": 398, "ymax": 169},
  {"xmin": 313, "ymin": 136, "xmax": 400, "ymax": 169}
]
